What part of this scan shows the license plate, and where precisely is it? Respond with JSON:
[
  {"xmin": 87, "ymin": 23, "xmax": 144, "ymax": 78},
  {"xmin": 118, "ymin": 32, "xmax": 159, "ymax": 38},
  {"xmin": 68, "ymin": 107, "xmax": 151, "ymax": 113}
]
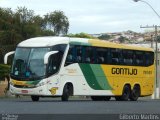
[{"xmin": 21, "ymin": 90, "xmax": 28, "ymax": 93}]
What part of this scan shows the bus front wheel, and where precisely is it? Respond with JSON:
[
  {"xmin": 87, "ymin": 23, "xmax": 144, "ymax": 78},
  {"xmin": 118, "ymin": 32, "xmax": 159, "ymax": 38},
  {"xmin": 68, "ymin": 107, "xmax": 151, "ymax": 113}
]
[
  {"xmin": 62, "ymin": 84, "xmax": 73, "ymax": 101},
  {"xmin": 31, "ymin": 96, "xmax": 39, "ymax": 102}
]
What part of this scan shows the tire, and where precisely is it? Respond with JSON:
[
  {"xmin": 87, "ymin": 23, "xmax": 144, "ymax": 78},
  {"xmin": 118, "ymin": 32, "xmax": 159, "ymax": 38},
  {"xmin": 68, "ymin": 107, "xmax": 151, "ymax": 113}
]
[
  {"xmin": 31, "ymin": 96, "xmax": 39, "ymax": 102},
  {"xmin": 103, "ymin": 96, "xmax": 111, "ymax": 101},
  {"xmin": 91, "ymin": 96, "xmax": 97, "ymax": 101},
  {"xmin": 91, "ymin": 96, "xmax": 111, "ymax": 101},
  {"xmin": 61, "ymin": 84, "xmax": 70, "ymax": 101},
  {"xmin": 115, "ymin": 85, "xmax": 131, "ymax": 101},
  {"xmin": 115, "ymin": 96, "xmax": 121, "ymax": 101},
  {"xmin": 130, "ymin": 85, "xmax": 140, "ymax": 101},
  {"xmin": 91, "ymin": 96, "xmax": 101, "ymax": 101}
]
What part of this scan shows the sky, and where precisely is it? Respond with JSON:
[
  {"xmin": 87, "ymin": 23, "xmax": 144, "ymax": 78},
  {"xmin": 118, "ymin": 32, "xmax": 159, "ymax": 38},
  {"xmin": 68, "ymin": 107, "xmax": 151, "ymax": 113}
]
[{"xmin": 0, "ymin": 0, "xmax": 160, "ymax": 34}]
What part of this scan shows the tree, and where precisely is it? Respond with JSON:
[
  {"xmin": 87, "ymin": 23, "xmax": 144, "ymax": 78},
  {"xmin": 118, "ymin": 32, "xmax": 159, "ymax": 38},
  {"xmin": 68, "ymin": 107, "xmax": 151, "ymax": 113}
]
[
  {"xmin": 0, "ymin": 64, "xmax": 10, "ymax": 91},
  {"xmin": 0, "ymin": 7, "xmax": 69, "ymax": 64},
  {"xmin": 67, "ymin": 32, "xmax": 96, "ymax": 39},
  {"xmin": 15, "ymin": 7, "xmax": 54, "ymax": 38},
  {"xmin": 0, "ymin": 8, "xmax": 19, "ymax": 64},
  {"xmin": 98, "ymin": 34, "xmax": 111, "ymax": 40},
  {"xmin": 118, "ymin": 36, "xmax": 128, "ymax": 43},
  {"xmin": 15, "ymin": 7, "xmax": 36, "ymax": 39},
  {"xmin": 44, "ymin": 11, "xmax": 69, "ymax": 35}
]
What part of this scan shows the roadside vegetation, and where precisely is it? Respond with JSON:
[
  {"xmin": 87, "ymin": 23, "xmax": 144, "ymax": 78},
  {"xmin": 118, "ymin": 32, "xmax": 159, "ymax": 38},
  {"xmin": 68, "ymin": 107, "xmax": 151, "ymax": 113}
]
[{"xmin": 0, "ymin": 6, "xmax": 69, "ymax": 64}]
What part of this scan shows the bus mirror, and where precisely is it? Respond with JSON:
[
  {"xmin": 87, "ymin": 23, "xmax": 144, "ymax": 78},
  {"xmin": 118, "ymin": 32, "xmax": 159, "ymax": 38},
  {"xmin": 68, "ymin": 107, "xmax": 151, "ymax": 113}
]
[
  {"xmin": 44, "ymin": 51, "xmax": 59, "ymax": 64},
  {"xmin": 4, "ymin": 51, "xmax": 15, "ymax": 64}
]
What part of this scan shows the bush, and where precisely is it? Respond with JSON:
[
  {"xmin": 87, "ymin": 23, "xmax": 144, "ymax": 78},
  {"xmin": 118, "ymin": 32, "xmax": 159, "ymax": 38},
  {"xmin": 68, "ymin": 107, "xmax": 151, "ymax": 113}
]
[
  {"xmin": 0, "ymin": 64, "xmax": 10, "ymax": 80},
  {"xmin": 67, "ymin": 32, "xmax": 96, "ymax": 39},
  {"xmin": 98, "ymin": 34, "xmax": 111, "ymax": 40}
]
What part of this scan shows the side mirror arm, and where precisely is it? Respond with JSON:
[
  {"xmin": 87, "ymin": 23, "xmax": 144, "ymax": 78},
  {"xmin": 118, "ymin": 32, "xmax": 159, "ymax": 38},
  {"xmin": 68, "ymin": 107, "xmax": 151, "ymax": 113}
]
[
  {"xmin": 4, "ymin": 51, "xmax": 15, "ymax": 64},
  {"xmin": 44, "ymin": 51, "xmax": 58, "ymax": 64}
]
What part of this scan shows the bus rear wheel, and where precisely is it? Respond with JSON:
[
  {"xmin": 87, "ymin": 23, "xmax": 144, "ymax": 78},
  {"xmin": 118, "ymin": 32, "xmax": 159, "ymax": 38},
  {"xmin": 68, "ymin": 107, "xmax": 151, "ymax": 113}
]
[
  {"xmin": 31, "ymin": 96, "xmax": 39, "ymax": 102},
  {"xmin": 115, "ymin": 85, "xmax": 131, "ymax": 101},
  {"xmin": 130, "ymin": 85, "xmax": 140, "ymax": 101}
]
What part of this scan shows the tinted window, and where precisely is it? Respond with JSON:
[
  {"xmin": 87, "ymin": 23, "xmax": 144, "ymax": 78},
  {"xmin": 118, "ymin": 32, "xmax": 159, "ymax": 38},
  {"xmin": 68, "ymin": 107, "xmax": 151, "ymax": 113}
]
[
  {"xmin": 76, "ymin": 46, "xmax": 83, "ymax": 63},
  {"xmin": 47, "ymin": 44, "xmax": 67, "ymax": 76},
  {"xmin": 111, "ymin": 48, "xmax": 121, "ymax": 64},
  {"xmin": 65, "ymin": 45, "xmax": 154, "ymax": 67},
  {"xmin": 122, "ymin": 50, "xmax": 133, "ymax": 65},
  {"xmin": 96, "ymin": 48, "xmax": 108, "ymax": 64},
  {"xmin": 84, "ymin": 47, "xmax": 95, "ymax": 63},
  {"xmin": 144, "ymin": 52, "xmax": 154, "ymax": 66},
  {"xmin": 66, "ymin": 45, "xmax": 76, "ymax": 63},
  {"xmin": 134, "ymin": 51, "xmax": 144, "ymax": 66}
]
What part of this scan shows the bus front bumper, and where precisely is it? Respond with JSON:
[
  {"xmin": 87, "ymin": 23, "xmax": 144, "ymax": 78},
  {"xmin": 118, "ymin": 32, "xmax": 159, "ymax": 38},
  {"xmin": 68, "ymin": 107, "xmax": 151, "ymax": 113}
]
[{"xmin": 9, "ymin": 84, "xmax": 50, "ymax": 96}]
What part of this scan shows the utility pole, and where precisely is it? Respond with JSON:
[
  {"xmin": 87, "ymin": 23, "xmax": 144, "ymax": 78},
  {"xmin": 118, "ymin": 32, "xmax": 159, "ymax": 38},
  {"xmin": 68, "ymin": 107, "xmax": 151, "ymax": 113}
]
[
  {"xmin": 151, "ymin": 35, "xmax": 154, "ymax": 48},
  {"xmin": 140, "ymin": 25, "xmax": 160, "ymax": 99}
]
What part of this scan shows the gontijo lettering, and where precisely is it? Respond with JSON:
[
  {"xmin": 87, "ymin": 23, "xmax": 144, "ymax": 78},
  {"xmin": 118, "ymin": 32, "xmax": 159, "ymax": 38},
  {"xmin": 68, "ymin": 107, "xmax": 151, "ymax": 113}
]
[{"xmin": 112, "ymin": 67, "xmax": 137, "ymax": 75}]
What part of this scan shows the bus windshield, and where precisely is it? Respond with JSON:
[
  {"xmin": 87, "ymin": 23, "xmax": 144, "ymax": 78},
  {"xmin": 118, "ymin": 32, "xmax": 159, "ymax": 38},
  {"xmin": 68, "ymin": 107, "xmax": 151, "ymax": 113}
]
[{"xmin": 11, "ymin": 47, "xmax": 50, "ymax": 80}]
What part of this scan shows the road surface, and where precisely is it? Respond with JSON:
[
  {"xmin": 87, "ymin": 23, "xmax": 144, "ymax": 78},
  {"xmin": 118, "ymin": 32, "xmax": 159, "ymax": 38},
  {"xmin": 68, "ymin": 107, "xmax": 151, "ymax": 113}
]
[{"xmin": 0, "ymin": 97, "xmax": 160, "ymax": 120}]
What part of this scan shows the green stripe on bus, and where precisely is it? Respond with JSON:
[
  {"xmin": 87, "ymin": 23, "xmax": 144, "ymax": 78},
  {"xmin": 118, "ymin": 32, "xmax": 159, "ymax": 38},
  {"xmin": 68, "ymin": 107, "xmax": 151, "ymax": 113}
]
[
  {"xmin": 79, "ymin": 64, "xmax": 112, "ymax": 90},
  {"xmin": 26, "ymin": 80, "xmax": 40, "ymax": 85},
  {"xmin": 90, "ymin": 64, "xmax": 112, "ymax": 90},
  {"xmin": 70, "ymin": 42, "xmax": 91, "ymax": 46},
  {"xmin": 79, "ymin": 63, "xmax": 103, "ymax": 90}
]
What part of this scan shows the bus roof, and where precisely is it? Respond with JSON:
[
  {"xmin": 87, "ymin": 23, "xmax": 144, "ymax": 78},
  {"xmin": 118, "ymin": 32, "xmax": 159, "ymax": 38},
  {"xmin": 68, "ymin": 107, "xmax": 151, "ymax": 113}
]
[
  {"xmin": 18, "ymin": 36, "xmax": 154, "ymax": 52},
  {"xmin": 18, "ymin": 37, "xmax": 70, "ymax": 47}
]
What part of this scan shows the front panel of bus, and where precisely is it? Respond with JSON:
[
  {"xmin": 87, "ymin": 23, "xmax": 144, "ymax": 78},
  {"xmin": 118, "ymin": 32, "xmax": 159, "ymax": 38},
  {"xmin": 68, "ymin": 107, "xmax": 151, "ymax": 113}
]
[{"xmin": 9, "ymin": 44, "xmax": 67, "ymax": 96}]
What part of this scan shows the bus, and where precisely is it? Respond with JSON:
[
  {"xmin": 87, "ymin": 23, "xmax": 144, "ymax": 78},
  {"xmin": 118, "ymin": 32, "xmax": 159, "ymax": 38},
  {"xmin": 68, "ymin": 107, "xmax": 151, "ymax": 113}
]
[{"xmin": 4, "ymin": 37, "xmax": 155, "ymax": 101}]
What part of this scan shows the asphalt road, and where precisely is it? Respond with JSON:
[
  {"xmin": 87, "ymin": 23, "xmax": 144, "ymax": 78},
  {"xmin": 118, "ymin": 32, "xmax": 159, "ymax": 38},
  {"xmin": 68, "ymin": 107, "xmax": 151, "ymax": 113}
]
[
  {"xmin": 0, "ymin": 97, "xmax": 160, "ymax": 114},
  {"xmin": 0, "ymin": 97, "xmax": 160, "ymax": 120}
]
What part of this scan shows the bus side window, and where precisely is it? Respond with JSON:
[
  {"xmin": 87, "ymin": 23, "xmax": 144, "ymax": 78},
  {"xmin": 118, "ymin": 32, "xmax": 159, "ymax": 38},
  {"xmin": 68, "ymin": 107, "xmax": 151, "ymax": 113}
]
[
  {"xmin": 48, "ymin": 52, "xmax": 62, "ymax": 75},
  {"xmin": 65, "ymin": 45, "xmax": 76, "ymax": 65},
  {"xmin": 111, "ymin": 48, "xmax": 120, "ymax": 65},
  {"xmin": 122, "ymin": 50, "xmax": 133, "ymax": 65},
  {"xmin": 52, "ymin": 44, "xmax": 67, "ymax": 53},
  {"xmin": 96, "ymin": 48, "xmax": 107, "ymax": 64},
  {"xmin": 84, "ymin": 46, "xmax": 94, "ymax": 63},
  {"xmin": 145, "ymin": 52, "xmax": 154, "ymax": 66},
  {"xmin": 76, "ymin": 46, "xmax": 82, "ymax": 63},
  {"xmin": 145, "ymin": 52, "xmax": 150, "ymax": 66},
  {"xmin": 135, "ymin": 51, "xmax": 144, "ymax": 66},
  {"xmin": 69, "ymin": 46, "xmax": 74, "ymax": 62},
  {"xmin": 48, "ymin": 44, "xmax": 67, "ymax": 73}
]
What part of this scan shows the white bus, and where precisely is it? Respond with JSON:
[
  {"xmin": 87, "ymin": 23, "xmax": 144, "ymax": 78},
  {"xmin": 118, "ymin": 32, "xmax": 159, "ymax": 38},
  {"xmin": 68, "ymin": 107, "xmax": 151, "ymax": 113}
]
[{"xmin": 5, "ymin": 37, "xmax": 154, "ymax": 101}]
